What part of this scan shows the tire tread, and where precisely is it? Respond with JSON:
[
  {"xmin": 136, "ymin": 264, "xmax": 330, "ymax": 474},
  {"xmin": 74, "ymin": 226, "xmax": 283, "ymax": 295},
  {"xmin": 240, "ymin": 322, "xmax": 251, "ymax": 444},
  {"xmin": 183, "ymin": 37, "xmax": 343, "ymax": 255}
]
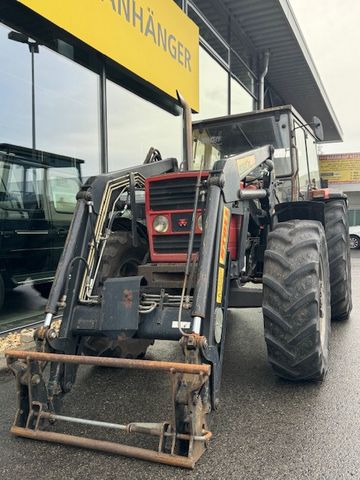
[{"xmin": 263, "ymin": 220, "xmax": 330, "ymax": 381}]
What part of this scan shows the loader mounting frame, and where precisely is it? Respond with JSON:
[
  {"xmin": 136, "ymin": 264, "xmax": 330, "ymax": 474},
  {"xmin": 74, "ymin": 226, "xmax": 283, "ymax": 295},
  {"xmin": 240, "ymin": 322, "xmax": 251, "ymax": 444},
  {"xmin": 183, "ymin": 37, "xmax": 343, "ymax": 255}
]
[{"xmin": 6, "ymin": 335, "xmax": 211, "ymax": 469}]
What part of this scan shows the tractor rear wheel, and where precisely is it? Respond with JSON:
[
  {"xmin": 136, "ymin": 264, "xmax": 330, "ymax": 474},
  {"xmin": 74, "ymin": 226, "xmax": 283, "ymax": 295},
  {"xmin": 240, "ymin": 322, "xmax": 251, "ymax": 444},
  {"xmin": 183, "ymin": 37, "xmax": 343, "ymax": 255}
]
[
  {"xmin": 324, "ymin": 199, "xmax": 352, "ymax": 320},
  {"xmin": 83, "ymin": 229, "xmax": 153, "ymax": 359},
  {"xmin": 263, "ymin": 220, "xmax": 331, "ymax": 381}
]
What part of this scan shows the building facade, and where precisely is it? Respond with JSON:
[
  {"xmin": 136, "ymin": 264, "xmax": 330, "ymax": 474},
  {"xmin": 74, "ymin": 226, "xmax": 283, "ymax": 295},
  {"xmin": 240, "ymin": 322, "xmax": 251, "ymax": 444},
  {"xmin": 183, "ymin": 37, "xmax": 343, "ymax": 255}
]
[{"xmin": 0, "ymin": 0, "xmax": 342, "ymax": 179}]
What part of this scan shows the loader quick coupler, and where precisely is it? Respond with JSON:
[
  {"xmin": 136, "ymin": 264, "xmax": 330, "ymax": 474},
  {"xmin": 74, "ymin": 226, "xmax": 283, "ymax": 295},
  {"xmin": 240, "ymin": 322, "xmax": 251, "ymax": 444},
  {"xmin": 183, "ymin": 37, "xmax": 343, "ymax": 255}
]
[{"xmin": 6, "ymin": 335, "xmax": 212, "ymax": 469}]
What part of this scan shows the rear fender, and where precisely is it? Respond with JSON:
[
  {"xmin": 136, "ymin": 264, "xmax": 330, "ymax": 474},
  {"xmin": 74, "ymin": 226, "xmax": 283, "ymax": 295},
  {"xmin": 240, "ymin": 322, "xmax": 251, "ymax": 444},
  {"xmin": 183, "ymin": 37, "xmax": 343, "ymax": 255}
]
[{"xmin": 275, "ymin": 201, "xmax": 325, "ymax": 227}]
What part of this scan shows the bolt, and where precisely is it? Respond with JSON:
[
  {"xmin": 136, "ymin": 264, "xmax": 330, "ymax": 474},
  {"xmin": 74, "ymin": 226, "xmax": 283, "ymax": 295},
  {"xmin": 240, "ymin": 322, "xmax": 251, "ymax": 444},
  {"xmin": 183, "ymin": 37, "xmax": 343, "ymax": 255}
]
[{"xmin": 48, "ymin": 329, "xmax": 57, "ymax": 340}]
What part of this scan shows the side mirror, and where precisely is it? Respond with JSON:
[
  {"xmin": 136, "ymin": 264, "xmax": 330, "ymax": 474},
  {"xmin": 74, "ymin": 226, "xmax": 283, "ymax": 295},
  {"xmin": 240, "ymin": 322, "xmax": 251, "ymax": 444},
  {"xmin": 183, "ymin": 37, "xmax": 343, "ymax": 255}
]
[{"xmin": 312, "ymin": 116, "xmax": 324, "ymax": 142}]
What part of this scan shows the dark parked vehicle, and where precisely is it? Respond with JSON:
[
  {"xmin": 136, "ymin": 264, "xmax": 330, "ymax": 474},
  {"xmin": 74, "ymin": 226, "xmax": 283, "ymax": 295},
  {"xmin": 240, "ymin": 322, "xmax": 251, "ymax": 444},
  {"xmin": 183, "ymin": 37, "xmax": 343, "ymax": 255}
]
[{"xmin": 0, "ymin": 144, "xmax": 82, "ymax": 309}]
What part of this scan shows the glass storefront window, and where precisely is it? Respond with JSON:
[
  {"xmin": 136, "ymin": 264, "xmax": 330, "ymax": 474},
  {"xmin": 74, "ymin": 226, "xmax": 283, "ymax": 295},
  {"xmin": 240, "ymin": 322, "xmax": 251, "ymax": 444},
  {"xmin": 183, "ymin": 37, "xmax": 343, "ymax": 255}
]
[
  {"xmin": 0, "ymin": 23, "xmax": 101, "ymax": 179},
  {"xmin": 107, "ymin": 81, "xmax": 182, "ymax": 172},
  {"xmin": 0, "ymin": 23, "xmax": 32, "ymax": 147},
  {"xmin": 194, "ymin": 47, "xmax": 228, "ymax": 121},
  {"xmin": 36, "ymin": 49, "xmax": 100, "ymax": 178},
  {"xmin": 231, "ymin": 78, "xmax": 253, "ymax": 114}
]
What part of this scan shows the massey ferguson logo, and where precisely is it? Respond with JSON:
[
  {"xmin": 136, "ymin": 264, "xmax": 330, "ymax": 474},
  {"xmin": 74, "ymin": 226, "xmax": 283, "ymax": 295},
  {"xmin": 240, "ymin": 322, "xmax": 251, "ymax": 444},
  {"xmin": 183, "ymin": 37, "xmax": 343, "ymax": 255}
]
[{"xmin": 178, "ymin": 218, "xmax": 188, "ymax": 228}]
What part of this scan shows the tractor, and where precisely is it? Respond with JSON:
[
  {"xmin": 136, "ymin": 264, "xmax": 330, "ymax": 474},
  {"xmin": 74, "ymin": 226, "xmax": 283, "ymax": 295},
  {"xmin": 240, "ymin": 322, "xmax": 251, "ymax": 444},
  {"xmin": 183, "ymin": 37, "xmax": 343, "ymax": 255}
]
[{"xmin": 6, "ymin": 96, "xmax": 352, "ymax": 468}]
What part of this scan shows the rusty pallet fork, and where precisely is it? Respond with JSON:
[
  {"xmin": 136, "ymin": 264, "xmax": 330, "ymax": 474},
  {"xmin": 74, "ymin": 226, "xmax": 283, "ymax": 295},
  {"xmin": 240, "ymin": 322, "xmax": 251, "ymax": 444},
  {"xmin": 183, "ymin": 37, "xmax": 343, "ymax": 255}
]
[{"xmin": 6, "ymin": 334, "xmax": 211, "ymax": 469}]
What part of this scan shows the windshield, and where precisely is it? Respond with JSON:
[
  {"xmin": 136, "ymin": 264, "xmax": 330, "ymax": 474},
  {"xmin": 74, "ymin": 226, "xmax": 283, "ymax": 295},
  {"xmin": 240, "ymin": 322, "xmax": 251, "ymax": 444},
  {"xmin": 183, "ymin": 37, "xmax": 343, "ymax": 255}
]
[{"xmin": 192, "ymin": 112, "xmax": 291, "ymax": 176}]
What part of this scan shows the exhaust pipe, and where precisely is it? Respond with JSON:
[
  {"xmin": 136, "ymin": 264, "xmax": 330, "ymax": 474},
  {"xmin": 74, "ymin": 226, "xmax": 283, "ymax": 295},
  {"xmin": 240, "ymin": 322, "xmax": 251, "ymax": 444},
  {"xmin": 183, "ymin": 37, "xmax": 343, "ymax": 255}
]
[
  {"xmin": 177, "ymin": 91, "xmax": 193, "ymax": 171},
  {"xmin": 258, "ymin": 51, "xmax": 270, "ymax": 110}
]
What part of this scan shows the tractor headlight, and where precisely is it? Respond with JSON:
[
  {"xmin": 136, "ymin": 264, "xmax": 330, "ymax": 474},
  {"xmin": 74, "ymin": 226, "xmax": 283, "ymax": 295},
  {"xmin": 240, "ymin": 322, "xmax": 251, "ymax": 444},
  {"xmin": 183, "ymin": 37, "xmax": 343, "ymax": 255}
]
[
  {"xmin": 153, "ymin": 215, "xmax": 169, "ymax": 233},
  {"xmin": 197, "ymin": 214, "xmax": 203, "ymax": 232}
]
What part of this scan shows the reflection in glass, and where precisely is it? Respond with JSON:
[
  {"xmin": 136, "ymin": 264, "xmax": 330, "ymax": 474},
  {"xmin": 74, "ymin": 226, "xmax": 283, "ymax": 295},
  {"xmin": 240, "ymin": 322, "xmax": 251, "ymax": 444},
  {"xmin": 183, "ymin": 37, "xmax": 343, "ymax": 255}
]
[
  {"xmin": 194, "ymin": 47, "xmax": 228, "ymax": 121},
  {"xmin": 231, "ymin": 78, "xmax": 253, "ymax": 115},
  {"xmin": 0, "ymin": 23, "xmax": 32, "ymax": 147},
  {"xmin": 107, "ymin": 81, "xmax": 182, "ymax": 172},
  {"xmin": 36, "ymin": 49, "xmax": 100, "ymax": 178},
  {"xmin": 0, "ymin": 23, "xmax": 101, "ymax": 178}
]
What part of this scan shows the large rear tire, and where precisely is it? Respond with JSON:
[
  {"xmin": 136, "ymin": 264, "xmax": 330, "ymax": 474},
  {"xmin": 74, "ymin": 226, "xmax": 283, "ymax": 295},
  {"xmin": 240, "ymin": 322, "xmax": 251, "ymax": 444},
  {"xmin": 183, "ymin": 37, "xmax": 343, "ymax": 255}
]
[
  {"xmin": 263, "ymin": 220, "xmax": 331, "ymax": 381},
  {"xmin": 83, "ymin": 229, "xmax": 153, "ymax": 359},
  {"xmin": 325, "ymin": 199, "xmax": 352, "ymax": 320}
]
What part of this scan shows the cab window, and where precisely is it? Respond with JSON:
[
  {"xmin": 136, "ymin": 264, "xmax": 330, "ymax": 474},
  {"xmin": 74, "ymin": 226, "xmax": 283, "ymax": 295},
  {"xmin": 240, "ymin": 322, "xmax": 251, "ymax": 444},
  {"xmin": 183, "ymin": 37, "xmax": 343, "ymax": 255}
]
[
  {"xmin": 192, "ymin": 112, "xmax": 292, "ymax": 176},
  {"xmin": 305, "ymin": 133, "xmax": 320, "ymax": 188},
  {"xmin": 294, "ymin": 123, "xmax": 309, "ymax": 191},
  {"xmin": 48, "ymin": 167, "xmax": 80, "ymax": 214}
]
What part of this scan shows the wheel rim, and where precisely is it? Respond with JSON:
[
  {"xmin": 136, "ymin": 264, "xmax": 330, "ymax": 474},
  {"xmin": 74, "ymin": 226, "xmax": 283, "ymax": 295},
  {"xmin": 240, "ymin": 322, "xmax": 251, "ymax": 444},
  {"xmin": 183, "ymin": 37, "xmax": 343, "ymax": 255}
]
[
  {"xmin": 319, "ymin": 260, "xmax": 327, "ymax": 351},
  {"xmin": 350, "ymin": 236, "xmax": 359, "ymax": 249}
]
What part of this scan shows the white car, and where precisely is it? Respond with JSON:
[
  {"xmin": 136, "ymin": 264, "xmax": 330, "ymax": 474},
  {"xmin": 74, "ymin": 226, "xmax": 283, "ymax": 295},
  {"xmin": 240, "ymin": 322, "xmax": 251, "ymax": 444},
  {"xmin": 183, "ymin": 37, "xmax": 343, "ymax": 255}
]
[{"xmin": 350, "ymin": 225, "xmax": 360, "ymax": 249}]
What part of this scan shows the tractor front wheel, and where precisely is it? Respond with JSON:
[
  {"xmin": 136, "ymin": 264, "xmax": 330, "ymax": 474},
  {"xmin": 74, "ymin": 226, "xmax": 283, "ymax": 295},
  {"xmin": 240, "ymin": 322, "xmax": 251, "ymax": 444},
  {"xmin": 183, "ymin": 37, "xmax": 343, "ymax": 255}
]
[{"xmin": 263, "ymin": 220, "xmax": 331, "ymax": 381}]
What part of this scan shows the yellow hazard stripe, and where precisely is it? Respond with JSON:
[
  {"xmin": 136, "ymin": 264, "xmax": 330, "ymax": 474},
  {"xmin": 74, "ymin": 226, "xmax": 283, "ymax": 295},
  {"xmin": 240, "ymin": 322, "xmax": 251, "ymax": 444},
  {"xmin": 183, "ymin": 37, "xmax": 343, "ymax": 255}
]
[
  {"xmin": 216, "ymin": 266, "xmax": 225, "ymax": 304},
  {"xmin": 219, "ymin": 206, "xmax": 230, "ymax": 265},
  {"xmin": 216, "ymin": 206, "xmax": 231, "ymax": 304}
]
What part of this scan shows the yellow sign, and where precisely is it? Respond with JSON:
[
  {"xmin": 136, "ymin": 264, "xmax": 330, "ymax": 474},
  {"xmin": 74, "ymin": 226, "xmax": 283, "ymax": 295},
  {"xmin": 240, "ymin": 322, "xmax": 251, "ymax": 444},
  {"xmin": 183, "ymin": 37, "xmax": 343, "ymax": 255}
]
[
  {"xmin": 18, "ymin": 0, "xmax": 199, "ymax": 110},
  {"xmin": 237, "ymin": 155, "xmax": 256, "ymax": 178},
  {"xmin": 319, "ymin": 154, "xmax": 360, "ymax": 184},
  {"xmin": 216, "ymin": 266, "xmax": 225, "ymax": 304},
  {"xmin": 216, "ymin": 206, "xmax": 230, "ymax": 304}
]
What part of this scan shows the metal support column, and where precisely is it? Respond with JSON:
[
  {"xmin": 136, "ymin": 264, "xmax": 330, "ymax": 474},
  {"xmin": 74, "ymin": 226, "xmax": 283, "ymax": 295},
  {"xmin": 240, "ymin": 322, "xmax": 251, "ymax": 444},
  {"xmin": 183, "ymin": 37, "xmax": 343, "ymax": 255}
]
[{"xmin": 99, "ymin": 64, "xmax": 108, "ymax": 173}]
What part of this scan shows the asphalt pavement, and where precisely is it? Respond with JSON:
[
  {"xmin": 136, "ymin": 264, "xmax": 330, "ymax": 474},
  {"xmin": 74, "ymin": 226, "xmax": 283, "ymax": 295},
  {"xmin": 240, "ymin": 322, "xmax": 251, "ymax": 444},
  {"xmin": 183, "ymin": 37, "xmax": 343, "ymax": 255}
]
[{"xmin": 1, "ymin": 251, "xmax": 360, "ymax": 480}]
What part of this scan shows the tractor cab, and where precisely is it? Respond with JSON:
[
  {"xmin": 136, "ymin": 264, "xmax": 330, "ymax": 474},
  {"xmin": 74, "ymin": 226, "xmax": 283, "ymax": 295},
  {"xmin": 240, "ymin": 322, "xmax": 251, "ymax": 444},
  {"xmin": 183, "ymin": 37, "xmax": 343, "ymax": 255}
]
[{"xmin": 192, "ymin": 105, "xmax": 323, "ymax": 202}]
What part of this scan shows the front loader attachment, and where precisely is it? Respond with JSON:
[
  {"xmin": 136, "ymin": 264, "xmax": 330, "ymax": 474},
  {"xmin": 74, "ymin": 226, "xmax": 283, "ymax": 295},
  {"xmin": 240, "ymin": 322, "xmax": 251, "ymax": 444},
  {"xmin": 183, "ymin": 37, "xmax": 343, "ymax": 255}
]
[
  {"xmin": 6, "ymin": 337, "xmax": 211, "ymax": 469},
  {"xmin": 5, "ymin": 143, "xmax": 276, "ymax": 469}
]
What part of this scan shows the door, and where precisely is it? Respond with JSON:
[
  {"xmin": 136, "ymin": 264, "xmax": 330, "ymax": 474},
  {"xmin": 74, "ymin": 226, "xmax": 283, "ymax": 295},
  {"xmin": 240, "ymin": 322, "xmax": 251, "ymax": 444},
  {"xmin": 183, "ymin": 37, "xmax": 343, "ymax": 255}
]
[{"xmin": 0, "ymin": 160, "xmax": 53, "ymax": 286}]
